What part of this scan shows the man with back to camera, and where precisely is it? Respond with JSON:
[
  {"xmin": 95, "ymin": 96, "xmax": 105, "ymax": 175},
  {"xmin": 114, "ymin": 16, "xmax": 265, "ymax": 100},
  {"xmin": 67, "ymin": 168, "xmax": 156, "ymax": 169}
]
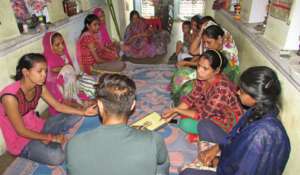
[{"xmin": 66, "ymin": 73, "xmax": 170, "ymax": 175}]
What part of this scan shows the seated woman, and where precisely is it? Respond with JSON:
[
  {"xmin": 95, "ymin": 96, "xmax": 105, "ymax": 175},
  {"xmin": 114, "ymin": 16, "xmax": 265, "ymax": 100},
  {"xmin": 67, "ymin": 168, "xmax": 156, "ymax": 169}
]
[
  {"xmin": 0, "ymin": 53, "xmax": 97, "ymax": 165},
  {"xmin": 164, "ymin": 50, "xmax": 243, "ymax": 143},
  {"xmin": 171, "ymin": 24, "xmax": 239, "ymax": 105},
  {"xmin": 43, "ymin": 31, "xmax": 90, "ymax": 116},
  {"xmin": 93, "ymin": 7, "xmax": 120, "ymax": 58},
  {"xmin": 78, "ymin": 14, "xmax": 118, "ymax": 74},
  {"xmin": 180, "ymin": 66, "xmax": 290, "ymax": 175},
  {"xmin": 122, "ymin": 10, "xmax": 168, "ymax": 59}
]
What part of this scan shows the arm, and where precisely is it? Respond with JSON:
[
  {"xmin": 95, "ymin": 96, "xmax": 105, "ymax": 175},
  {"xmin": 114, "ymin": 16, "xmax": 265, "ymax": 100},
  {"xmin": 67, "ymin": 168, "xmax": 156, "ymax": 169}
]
[
  {"xmin": 41, "ymin": 86, "xmax": 97, "ymax": 116},
  {"xmin": 176, "ymin": 58, "xmax": 198, "ymax": 68},
  {"xmin": 87, "ymin": 43, "xmax": 104, "ymax": 64},
  {"xmin": 189, "ymin": 26, "xmax": 204, "ymax": 55},
  {"xmin": 50, "ymin": 66, "xmax": 64, "ymax": 73},
  {"xmin": 125, "ymin": 32, "xmax": 148, "ymax": 44},
  {"xmin": 162, "ymin": 101, "xmax": 190, "ymax": 119},
  {"xmin": 2, "ymin": 95, "xmax": 63, "ymax": 143},
  {"xmin": 199, "ymin": 144, "xmax": 220, "ymax": 166}
]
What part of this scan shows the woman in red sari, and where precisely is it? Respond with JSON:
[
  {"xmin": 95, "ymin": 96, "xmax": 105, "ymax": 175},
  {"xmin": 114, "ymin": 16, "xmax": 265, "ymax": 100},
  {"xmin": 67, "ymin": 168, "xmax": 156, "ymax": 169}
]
[
  {"xmin": 77, "ymin": 14, "xmax": 118, "ymax": 74},
  {"xmin": 163, "ymin": 50, "xmax": 243, "ymax": 143}
]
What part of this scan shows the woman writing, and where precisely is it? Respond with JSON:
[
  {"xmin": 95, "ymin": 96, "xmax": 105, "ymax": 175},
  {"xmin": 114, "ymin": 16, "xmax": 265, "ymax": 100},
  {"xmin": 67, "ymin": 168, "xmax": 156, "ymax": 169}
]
[{"xmin": 0, "ymin": 53, "xmax": 97, "ymax": 165}]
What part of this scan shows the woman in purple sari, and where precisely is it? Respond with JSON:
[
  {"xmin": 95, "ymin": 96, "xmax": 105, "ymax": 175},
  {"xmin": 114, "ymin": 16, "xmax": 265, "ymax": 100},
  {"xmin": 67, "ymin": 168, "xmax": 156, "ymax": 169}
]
[{"xmin": 123, "ymin": 10, "xmax": 166, "ymax": 59}]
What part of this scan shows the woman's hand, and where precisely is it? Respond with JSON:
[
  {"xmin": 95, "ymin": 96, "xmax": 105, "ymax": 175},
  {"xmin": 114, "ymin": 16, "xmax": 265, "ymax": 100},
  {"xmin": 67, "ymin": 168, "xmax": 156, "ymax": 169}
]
[
  {"xmin": 162, "ymin": 108, "xmax": 178, "ymax": 120},
  {"xmin": 42, "ymin": 134, "xmax": 66, "ymax": 144},
  {"xmin": 176, "ymin": 60, "xmax": 189, "ymax": 68},
  {"xmin": 83, "ymin": 104, "xmax": 98, "ymax": 116},
  {"xmin": 52, "ymin": 134, "xmax": 66, "ymax": 144},
  {"xmin": 199, "ymin": 145, "xmax": 220, "ymax": 166}
]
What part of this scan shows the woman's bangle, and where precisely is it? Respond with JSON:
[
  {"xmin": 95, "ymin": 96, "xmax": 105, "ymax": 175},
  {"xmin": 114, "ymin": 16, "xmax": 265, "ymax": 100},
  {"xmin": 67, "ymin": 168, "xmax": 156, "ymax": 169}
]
[{"xmin": 46, "ymin": 134, "xmax": 53, "ymax": 142}]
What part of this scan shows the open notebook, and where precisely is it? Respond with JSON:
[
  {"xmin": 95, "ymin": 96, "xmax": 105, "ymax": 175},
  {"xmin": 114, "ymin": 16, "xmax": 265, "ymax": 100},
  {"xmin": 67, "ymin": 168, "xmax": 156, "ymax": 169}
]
[{"xmin": 130, "ymin": 112, "xmax": 168, "ymax": 131}]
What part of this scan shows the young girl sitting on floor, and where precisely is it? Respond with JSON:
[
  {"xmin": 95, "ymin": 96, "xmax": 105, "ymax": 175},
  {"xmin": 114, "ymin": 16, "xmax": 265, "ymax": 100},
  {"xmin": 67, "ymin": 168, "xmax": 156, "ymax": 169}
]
[
  {"xmin": 0, "ymin": 53, "xmax": 97, "ymax": 165},
  {"xmin": 78, "ymin": 14, "xmax": 119, "ymax": 74}
]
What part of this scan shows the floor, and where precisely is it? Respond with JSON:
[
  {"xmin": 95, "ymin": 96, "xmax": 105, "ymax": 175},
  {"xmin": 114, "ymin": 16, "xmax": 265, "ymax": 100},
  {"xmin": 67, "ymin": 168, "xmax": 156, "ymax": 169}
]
[{"xmin": 0, "ymin": 22, "xmax": 182, "ymax": 175}]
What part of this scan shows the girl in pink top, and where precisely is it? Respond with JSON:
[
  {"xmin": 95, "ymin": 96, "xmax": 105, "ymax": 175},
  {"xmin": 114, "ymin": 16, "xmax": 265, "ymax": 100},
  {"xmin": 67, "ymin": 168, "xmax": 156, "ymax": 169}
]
[{"xmin": 0, "ymin": 53, "xmax": 97, "ymax": 165}]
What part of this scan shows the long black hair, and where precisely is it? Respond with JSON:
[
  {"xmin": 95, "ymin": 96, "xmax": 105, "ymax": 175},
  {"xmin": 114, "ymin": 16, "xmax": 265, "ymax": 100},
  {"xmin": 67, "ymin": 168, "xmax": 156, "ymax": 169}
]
[
  {"xmin": 202, "ymin": 25, "xmax": 225, "ymax": 39},
  {"xmin": 199, "ymin": 50, "xmax": 228, "ymax": 72},
  {"xmin": 199, "ymin": 16, "xmax": 218, "ymax": 27},
  {"xmin": 129, "ymin": 10, "xmax": 140, "ymax": 21},
  {"xmin": 80, "ymin": 14, "xmax": 99, "ymax": 36},
  {"xmin": 12, "ymin": 53, "xmax": 46, "ymax": 81},
  {"xmin": 240, "ymin": 66, "xmax": 281, "ymax": 122}
]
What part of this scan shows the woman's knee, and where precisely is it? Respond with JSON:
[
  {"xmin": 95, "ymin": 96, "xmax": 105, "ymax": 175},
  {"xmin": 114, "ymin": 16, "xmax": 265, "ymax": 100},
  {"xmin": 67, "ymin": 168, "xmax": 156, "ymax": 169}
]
[
  {"xmin": 179, "ymin": 118, "xmax": 198, "ymax": 134},
  {"xmin": 46, "ymin": 147, "xmax": 65, "ymax": 165}
]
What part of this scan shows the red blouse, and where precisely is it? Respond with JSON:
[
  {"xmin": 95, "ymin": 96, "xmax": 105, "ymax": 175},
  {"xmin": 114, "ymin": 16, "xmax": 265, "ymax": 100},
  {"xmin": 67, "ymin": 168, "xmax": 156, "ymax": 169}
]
[{"xmin": 182, "ymin": 74, "xmax": 243, "ymax": 132}]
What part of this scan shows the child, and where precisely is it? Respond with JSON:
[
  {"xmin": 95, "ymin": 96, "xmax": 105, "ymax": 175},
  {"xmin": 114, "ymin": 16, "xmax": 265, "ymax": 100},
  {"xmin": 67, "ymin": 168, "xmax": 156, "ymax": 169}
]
[
  {"xmin": 0, "ymin": 53, "xmax": 97, "ymax": 165},
  {"xmin": 176, "ymin": 21, "xmax": 193, "ymax": 61}
]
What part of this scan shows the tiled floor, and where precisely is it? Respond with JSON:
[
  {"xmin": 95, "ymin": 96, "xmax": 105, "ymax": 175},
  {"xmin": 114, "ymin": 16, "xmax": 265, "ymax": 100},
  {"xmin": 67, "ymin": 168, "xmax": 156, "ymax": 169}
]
[{"xmin": 0, "ymin": 21, "xmax": 182, "ymax": 175}]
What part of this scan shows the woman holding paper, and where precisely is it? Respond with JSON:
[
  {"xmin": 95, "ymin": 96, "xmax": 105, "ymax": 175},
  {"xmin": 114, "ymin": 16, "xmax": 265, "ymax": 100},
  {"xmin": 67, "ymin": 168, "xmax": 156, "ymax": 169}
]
[{"xmin": 163, "ymin": 50, "xmax": 243, "ymax": 143}]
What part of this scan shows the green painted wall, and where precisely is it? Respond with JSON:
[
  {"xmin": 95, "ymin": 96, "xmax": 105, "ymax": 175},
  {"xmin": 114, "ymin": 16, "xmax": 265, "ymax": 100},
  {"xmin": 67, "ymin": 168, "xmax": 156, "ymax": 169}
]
[{"xmin": 0, "ymin": 0, "xmax": 20, "ymax": 42}]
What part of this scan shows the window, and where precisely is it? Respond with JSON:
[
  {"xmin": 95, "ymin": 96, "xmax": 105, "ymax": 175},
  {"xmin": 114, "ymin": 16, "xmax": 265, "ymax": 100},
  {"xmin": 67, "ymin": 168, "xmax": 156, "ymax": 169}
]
[
  {"xmin": 179, "ymin": 0, "xmax": 205, "ymax": 19},
  {"xmin": 141, "ymin": 0, "xmax": 155, "ymax": 18}
]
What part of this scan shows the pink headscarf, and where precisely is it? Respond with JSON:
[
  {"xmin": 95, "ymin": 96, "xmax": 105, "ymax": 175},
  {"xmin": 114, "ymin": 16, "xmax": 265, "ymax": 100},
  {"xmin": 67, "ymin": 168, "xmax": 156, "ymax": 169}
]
[
  {"xmin": 93, "ymin": 7, "xmax": 112, "ymax": 46},
  {"xmin": 42, "ymin": 32, "xmax": 73, "ymax": 70}
]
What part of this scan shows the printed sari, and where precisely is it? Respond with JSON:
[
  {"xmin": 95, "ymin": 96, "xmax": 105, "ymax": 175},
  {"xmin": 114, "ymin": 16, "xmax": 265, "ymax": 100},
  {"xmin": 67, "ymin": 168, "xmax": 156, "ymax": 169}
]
[{"xmin": 43, "ymin": 32, "xmax": 84, "ymax": 115}]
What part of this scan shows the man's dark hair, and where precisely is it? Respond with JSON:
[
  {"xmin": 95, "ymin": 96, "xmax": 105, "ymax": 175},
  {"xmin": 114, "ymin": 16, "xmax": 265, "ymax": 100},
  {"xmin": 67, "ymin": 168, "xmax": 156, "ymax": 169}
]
[{"xmin": 96, "ymin": 73, "xmax": 136, "ymax": 117}]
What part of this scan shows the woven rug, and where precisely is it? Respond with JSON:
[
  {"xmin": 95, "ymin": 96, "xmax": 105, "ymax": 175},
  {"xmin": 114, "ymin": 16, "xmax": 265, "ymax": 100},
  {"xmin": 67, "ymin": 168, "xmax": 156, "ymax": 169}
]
[{"xmin": 4, "ymin": 62, "xmax": 198, "ymax": 175}]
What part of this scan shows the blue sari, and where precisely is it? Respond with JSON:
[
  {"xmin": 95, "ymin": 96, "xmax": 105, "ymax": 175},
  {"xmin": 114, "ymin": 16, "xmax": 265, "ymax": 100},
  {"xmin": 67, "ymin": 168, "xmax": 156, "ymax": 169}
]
[
  {"xmin": 180, "ymin": 109, "xmax": 291, "ymax": 175},
  {"xmin": 217, "ymin": 109, "xmax": 290, "ymax": 175}
]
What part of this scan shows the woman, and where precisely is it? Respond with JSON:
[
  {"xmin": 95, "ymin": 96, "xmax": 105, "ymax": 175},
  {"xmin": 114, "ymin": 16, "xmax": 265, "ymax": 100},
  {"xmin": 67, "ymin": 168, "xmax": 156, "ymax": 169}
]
[
  {"xmin": 180, "ymin": 66, "xmax": 290, "ymax": 175},
  {"xmin": 171, "ymin": 25, "xmax": 239, "ymax": 105},
  {"xmin": 164, "ymin": 50, "xmax": 243, "ymax": 143},
  {"xmin": 0, "ymin": 53, "xmax": 97, "ymax": 165},
  {"xmin": 43, "ymin": 32, "xmax": 89, "ymax": 116},
  {"xmin": 122, "ymin": 10, "xmax": 167, "ymax": 59},
  {"xmin": 93, "ymin": 8, "xmax": 120, "ymax": 59},
  {"xmin": 78, "ymin": 14, "xmax": 118, "ymax": 74}
]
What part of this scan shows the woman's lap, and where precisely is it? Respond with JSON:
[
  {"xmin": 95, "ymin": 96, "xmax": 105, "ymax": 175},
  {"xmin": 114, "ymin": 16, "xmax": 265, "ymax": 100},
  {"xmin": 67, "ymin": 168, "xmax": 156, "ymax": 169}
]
[
  {"xmin": 20, "ymin": 114, "xmax": 82, "ymax": 165},
  {"xmin": 180, "ymin": 168, "xmax": 216, "ymax": 175},
  {"xmin": 197, "ymin": 119, "xmax": 228, "ymax": 144}
]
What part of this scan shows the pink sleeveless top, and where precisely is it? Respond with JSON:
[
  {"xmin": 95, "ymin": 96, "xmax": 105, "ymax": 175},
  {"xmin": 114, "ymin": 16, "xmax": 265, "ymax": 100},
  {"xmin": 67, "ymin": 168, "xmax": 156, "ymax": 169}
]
[{"xmin": 0, "ymin": 81, "xmax": 45, "ymax": 155}]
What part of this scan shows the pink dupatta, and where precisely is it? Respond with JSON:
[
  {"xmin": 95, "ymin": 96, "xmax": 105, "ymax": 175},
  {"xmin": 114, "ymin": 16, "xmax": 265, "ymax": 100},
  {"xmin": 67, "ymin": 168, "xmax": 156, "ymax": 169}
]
[
  {"xmin": 93, "ymin": 7, "xmax": 113, "ymax": 46},
  {"xmin": 42, "ymin": 32, "xmax": 74, "ymax": 115}
]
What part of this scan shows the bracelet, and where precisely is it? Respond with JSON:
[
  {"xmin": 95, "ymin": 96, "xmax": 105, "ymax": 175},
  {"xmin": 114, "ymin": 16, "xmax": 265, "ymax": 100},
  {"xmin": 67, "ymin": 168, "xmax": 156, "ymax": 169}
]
[{"xmin": 46, "ymin": 134, "xmax": 53, "ymax": 142}]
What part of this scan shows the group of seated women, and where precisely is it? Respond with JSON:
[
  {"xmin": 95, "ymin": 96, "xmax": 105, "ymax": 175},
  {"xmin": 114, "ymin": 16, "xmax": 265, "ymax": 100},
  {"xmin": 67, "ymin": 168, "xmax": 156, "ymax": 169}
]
[
  {"xmin": 164, "ymin": 15, "xmax": 291, "ymax": 175},
  {"xmin": 0, "ymin": 10, "xmax": 291, "ymax": 175}
]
